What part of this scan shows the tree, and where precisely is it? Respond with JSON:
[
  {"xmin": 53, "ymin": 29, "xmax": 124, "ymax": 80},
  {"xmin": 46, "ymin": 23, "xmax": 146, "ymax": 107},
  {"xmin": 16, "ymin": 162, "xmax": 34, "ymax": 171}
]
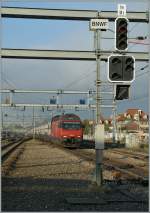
[{"xmin": 82, "ymin": 120, "xmax": 91, "ymax": 135}]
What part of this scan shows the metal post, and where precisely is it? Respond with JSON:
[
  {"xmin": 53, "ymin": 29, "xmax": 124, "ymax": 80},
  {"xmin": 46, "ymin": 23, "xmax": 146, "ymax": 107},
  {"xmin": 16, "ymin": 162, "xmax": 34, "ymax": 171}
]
[
  {"xmin": 1, "ymin": 111, "xmax": 3, "ymax": 129},
  {"xmin": 33, "ymin": 106, "xmax": 35, "ymax": 139},
  {"xmin": 56, "ymin": 93, "xmax": 59, "ymax": 105},
  {"xmin": 23, "ymin": 110, "xmax": 25, "ymax": 130},
  {"xmin": 148, "ymin": 1, "xmax": 150, "ymax": 146},
  {"xmin": 93, "ymin": 109, "xmax": 95, "ymax": 138},
  {"xmin": 87, "ymin": 90, "xmax": 90, "ymax": 105},
  {"xmin": 95, "ymin": 27, "xmax": 103, "ymax": 186},
  {"xmin": 112, "ymin": 84, "xmax": 116, "ymax": 143},
  {"xmin": 96, "ymin": 30, "xmax": 101, "ymax": 124},
  {"xmin": 10, "ymin": 91, "xmax": 13, "ymax": 105},
  {"xmin": 138, "ymin": 110, "xmax": 140, "ymax": 132}
]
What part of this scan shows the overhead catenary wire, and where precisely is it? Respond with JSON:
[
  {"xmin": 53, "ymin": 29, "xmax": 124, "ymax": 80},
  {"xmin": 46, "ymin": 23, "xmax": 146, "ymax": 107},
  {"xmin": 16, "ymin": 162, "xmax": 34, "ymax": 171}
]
[
  {"xmin": 62, "ymin": 62, "xmax": 107, "ymax": 90},
  {"xmin": 101, "ymin": 37, "xmax": 147, "ymax": 40},
  {"xmin": 128, "ymin": 41, "xmax": 150, "ymax": 45},
  {"xmin": 120, "ymin": 95, "xmax": 148, "ymax": 102},
  {"xmin": 136, "ymin": 70, "xmax": 149, "ymax": 78},
  {"xmin": 128, "ymin": 22, "xmax": 140, "ymax": 33},
  {"xmin": 131, "ymin": 95, "xmax": 148, "ymax": 101},
  {"xmin": 62, "ymin": 69, "xmax": 95, "ymax": 90},
  {"xmin": 1, "ymin": 13, "xmax": 148, "ymax": 122},
  {"xmin": 136, "ymin": 64, "xmax": 149, "ymax": 73},
  {"xmin": 1, "ymin": 75, "xmax": 16, "ymax": 89},
  {"xmin": 62, "ymin": 62, "xmax": 95, "ymax": 90}
]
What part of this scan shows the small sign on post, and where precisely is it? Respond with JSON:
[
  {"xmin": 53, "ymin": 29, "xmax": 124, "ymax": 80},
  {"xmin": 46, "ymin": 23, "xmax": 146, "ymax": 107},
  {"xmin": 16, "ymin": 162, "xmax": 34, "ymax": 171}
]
[
  {"xmin": 95, "ymin": 124, "xmax": 104, "ymax": 149},
  {"xmin": 90, "ymin": 19, "xmax": 109, "ymax": 31},
  {"xmin": 95, "ymin": 124, "xmax": 104, "ymax": 186},
  {"xmin": 118, "ymin": 4, "xmax": 126, "ymax": 17}
]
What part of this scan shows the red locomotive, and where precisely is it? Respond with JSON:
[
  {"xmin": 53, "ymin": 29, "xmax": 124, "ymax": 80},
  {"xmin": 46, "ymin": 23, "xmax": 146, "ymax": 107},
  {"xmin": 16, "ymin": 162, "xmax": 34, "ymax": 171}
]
[{"xmin": 50, "ymin": 113, "xmax": 83, "ymax": 147}]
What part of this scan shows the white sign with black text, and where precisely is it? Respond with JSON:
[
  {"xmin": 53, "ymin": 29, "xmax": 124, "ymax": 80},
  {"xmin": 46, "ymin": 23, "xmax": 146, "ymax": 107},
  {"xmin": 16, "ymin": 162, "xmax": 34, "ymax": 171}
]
[
  {"xmin": 95, "ymin": 124, "xmax": 104, "ymax": 149},
  {"xmin": 118, "ymin": 4, "xmax": 126, "ymax": 17},
  {"xmin": 90, "ymin": 19, "xmax": 109, "ymax": 31}
]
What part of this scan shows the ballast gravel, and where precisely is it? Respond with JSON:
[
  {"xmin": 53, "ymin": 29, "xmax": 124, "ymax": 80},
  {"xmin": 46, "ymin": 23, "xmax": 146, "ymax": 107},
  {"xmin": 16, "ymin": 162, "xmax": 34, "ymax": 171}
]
[{"xmin": 2, "ymin": 139, "xmax": 149, "ymax": 212}]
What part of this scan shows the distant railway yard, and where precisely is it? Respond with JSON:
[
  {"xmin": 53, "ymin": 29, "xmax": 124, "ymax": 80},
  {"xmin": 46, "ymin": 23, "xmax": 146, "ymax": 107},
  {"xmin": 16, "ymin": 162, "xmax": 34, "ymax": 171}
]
[{"xmin": 1, "ymin": 135, "xmax": 149, "ymax": 212}]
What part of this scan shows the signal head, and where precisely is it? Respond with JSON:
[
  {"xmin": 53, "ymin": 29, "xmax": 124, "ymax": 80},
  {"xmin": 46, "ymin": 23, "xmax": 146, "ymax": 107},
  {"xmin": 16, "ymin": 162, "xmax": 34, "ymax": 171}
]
[{"xmin": 115, "ymin": 17, "xmax": 128, "ymax": 51}]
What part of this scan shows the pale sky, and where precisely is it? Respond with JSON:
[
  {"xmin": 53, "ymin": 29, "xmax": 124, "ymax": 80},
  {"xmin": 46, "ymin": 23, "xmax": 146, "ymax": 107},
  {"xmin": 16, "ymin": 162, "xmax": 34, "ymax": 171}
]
[{"xmin": 1, "ymin": 0, "xmax": 149, "ymax": 124}]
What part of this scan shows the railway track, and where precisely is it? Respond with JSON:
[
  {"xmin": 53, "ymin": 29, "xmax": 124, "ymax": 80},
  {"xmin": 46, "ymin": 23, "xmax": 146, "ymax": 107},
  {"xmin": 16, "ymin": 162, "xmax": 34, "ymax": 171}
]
[
  {"xmin": 1, "ymin": 140, "xmax": 24, "ymax": 162},
  {"xmin": 59, "ymin": 147, "xmax": 148, "ymax": 182},
  {"xmin": 1, "ymin": 135, "xmax": 32, "ymax": 162},
  {"xmin": 35, "ymin": 136, "xmax": 149, "ymax": 182},
  {"xmin": 2, "ymin": 139, "xmax": 148, "ymax": 212},
  {"xmin": 107, "ymin": 149, "xmax": 149, "ymax": 161}
]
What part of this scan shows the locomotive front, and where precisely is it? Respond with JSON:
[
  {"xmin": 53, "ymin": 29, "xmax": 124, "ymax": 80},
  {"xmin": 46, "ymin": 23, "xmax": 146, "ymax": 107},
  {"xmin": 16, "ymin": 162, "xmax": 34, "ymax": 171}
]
[{"xmin": 51, "ymin": 114, "xmax": 83, "ymax": 148}]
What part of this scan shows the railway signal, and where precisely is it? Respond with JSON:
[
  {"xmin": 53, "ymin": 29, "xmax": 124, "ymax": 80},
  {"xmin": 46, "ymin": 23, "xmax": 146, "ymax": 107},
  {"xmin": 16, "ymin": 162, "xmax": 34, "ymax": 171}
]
[
  {"xmin": 123, "ymin": 56, "xmax": 135, "ymax": 81},
  {"xmin": 50, "ymin": 97, "xmax": 56, "ymax": 104},
  {"xmin": 108, "ymin": 55, "xmax": 135, "ymax": 82},
  {"xmin": 115, "ymin": 17, "xmax": 128, "ymax": 51},
  {"xmin": 80, "ymin": 99, "xmax": 85, "ymax": 104},
  {"xmin": 115, "ymin": 84, "xmax": 130, "ymax": 100}
]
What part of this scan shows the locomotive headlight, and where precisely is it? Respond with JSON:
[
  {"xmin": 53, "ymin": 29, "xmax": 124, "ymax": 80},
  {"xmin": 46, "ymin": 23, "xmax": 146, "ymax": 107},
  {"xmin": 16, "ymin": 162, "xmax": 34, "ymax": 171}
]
[
  {"xmin": 63, "ymin": 135, "xmax": 67, "ymax": 138},
  {"xmin": 77, "ymin": 136, "xmax": 81, "ymax": 138}
]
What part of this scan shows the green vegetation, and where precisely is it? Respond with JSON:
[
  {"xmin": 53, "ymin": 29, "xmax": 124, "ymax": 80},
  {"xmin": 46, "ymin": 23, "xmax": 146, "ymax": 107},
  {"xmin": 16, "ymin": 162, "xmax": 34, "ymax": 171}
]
[
  {"xmin": 139, "ymin": 143, "xmax": 149, "ymax": 152},
  {"xmin": 82, "ymin": 120, "xmax": 91, "ymax": 135},
  {"xmin": 82, "ymin": 119, "xmax": 95, "ymax": 135},
  {"xmin": 104, "ymin": 123, "xmax": 110, "ymax": 132}
]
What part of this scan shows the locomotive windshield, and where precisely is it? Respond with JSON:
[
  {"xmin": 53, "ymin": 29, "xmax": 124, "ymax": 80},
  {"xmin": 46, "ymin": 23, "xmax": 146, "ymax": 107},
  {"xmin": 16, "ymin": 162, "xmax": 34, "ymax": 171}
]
[{"xmin": 59, "ymin": 122, "xmax": 81, "ymax": 130}]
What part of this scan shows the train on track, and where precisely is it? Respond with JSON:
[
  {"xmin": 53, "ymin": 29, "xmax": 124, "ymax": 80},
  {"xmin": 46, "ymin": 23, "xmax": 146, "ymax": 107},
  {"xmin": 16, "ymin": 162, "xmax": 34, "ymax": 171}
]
[{"xmin": 50, "ymin": 113, "xmax": 83, "ymax": 148}]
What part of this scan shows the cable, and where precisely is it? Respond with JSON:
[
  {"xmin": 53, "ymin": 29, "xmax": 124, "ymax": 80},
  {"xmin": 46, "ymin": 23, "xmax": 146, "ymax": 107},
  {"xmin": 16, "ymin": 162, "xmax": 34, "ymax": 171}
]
[
  {"xmin": 131, "ymin": 95, "xmax": 148, "ymax": 101},
  {"xmin": 62, "ymin": 69, "xmax": 95, "ymax": 90},
  {"xmin": 108, "ymin": 29, "xmax": 115, "ymax": 33},
  {"xmin": 62, "ymin": 62, "xmax": 107, "ymax": 90},
  {"xmin": 128, "ymin": 41, "xmax": 150, "ymax": 45},
  {"xmin": 128, "ymin": 23, "xmax": 140, "ymax": 33},
  {"xmin": 127, "ymin": 42, "xmax": 137, "ymax": 51},
  {"xmin": 136, "ymin": 70, "xmax": 149, "ymax": 78},
  {"xmin": 101, "ymin": 37, "xmax": 147, "ymax": 40},
  {"xmin": 1, "ymin": 72, "xmax": 33, "ymax": 103},
  {"xmin": 62, "ymin": 62, "xmax": 96, "ymax": 90},
  {"xmin": 136, "ymin": 64, "xmax": 149, "ymax": 73},
  {"xmin": 117, "ymin": 95, "xmax": 148, "ymax": 105},
  {"xmin": 1, "ymin": 75, "xmax": 16, "ymax": 89}
]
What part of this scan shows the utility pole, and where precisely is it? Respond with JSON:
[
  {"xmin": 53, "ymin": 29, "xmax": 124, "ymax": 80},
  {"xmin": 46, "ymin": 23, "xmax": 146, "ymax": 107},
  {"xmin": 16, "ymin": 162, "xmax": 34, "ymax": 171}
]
[
  {"xmin": 23, "ymin": 110, "xmax": 25, "ymax": 131},
  {"xmin": 10, "ymin": 90, "xmax": 14, "ymax": 105},
  {"xmin": 0, "ymin": 110, "xmax": 4, "ymax": 142},
  {"xmin": 33, "ymin": 106, "xmax": 35, "ymax": 139},
  {"xmin": 96, "ymin": 30, "xmax": 101, "ymax": 124},
  {"xmin": 138, "ymin": 110, "xmax": 141, "ymax": 132},
  {"xmin": 1, "ymin": 111, "xmax": 3, "ymax": 129},
  {"xmin": 112, "ymin": 84, "xmax": 117, "ymax": 143},
  {"xmin": 87, "ymin": 90, "xmax": 90, "ymax": 106},
  {"xmin": 90, "ymin": 15, "xmax": 108, "ymax": 187},
  {"xmin": 95, "ymin": 27, "xmax": 103, "ymax": 186},
  {"xmin": 56, "ymin": 93, "xmax": 59, "ymax": 105}
]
